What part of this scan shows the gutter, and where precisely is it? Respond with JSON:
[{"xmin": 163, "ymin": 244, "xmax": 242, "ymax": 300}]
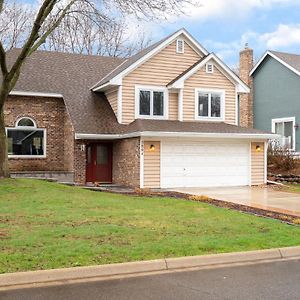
[
  {"xmin": 75, "ymin": 131, "xmax": 278, "ymax": 140},
  {"xmin": 10, "ymin": 90, "xmax": 64, "ymax": 98}
]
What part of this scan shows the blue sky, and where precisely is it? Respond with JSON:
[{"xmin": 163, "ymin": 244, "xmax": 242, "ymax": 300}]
[
  {"xmin": 132, "ymin": 0, "xmax": 300, "ymax": 66},
  {"xmin": 21, "ymin": 0, "xmax": 300, "ymax": 66}
]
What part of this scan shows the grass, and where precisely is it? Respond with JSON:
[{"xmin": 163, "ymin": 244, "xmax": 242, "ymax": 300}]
[
  {"xmin": 0, "ymin": 179, "xmax": 300, "ymax": 274},
  {"xmin": 284, "ymin": 184, "xmax": 300, "ymax": 194}
]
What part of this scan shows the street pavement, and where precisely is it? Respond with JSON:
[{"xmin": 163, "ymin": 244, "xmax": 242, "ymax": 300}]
[{"xmin": 1, "ymin": 259, "xmax": 299, "ymax": 300}]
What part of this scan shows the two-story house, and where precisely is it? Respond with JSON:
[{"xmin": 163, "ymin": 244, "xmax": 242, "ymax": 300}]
[
  {"xmin": 5, "ymin": 28, "xmax": 273, "ymax": 188},
  {"xmin": 242, "ymin": 50, "xmax": 300, "ymax": 153}
]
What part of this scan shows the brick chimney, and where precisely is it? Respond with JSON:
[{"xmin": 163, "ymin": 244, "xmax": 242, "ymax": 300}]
[{"xmin": 239, "ymin": 44, "xmax": 254, "ymax": 128}]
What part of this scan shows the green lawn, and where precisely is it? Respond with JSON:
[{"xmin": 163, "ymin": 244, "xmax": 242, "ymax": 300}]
[
  {"xmin": 285, "ymin": 184, "xmax": 300, "ymax": 194},
  {"xmin": 0, "ymin": 179, "xmax": 300, "ymax": 274}
]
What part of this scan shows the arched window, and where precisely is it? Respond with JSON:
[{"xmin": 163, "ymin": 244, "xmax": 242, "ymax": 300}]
[
  {"xmin": 16, "ymin": 117, "xmax": 36, "ymax": 127},
  {"xmin": 6, "ymin": 117, "xmax": 46, "ymax": 157}
]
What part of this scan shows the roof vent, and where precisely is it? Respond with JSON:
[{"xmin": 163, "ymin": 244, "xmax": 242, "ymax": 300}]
[
  {"xmin": 206, "ymin": 63, "xmax": 214, "ymax": 73},
  {"xmin": 176, "ymin": 39, "xmax": 184, "ymax": 54}
]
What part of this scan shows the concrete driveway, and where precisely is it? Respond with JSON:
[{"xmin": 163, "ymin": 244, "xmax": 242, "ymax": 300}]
[{"xmin": 171, "ymin": 186, "xmax": 300, "ymax": 217}]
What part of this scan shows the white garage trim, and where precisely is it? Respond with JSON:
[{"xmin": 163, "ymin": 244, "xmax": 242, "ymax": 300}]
[{"xmin": 160, "ymin": 139, "xmax": 251, "ymax": 188}]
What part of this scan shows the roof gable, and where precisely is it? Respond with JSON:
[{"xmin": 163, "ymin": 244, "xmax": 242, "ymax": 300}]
[
  {"xmin": 167, "ymin": 53, "xmax": 250, "ymax": 93},
  {"xmin": 92, "ymin": 28, "xmax": 209, "ymax": 91},
  {"xmin": 250, "ymin": 50, "xmax": 300, "ymax": 77}
]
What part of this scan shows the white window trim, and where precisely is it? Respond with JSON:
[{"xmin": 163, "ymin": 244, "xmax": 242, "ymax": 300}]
[
  {"xmin": 194, "ymin": 88, "xmax": 225, "ymax": 121},
  {"xmin": 15, "ymin": 116, "xmax": 37, "ymax": 128},
  {"xmin": 206, "ymin": 63, "xmax": 214, "ymax": 73},
  {"xmin": 135, "ymin": 85, "xmax": 169, "ymax": 120},
  {"xmin": 176, "ymin": 39, "xmax": 184, "ymax": 54},
  {"xmin": 271, "ymin": 117, "xmax": 296, "ymax": 151},
  {"xmin": 6, "ymin": 127, "xmax": 47, "ymax": 159}
]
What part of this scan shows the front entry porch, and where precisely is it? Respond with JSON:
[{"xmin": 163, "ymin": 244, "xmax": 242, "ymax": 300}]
[
  {"xmin": 86, "ymin": 143, "xmax": 113, "ymax": 184},
  {"xmin": 75, "ymin": 137, "xmax": 140, "ymax": 186}
]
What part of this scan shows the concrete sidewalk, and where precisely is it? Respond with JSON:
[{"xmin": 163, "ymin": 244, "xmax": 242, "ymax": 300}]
[
  {"xmin": 172, "ymin": 186, "xmax": 300, "ymax": 217},
  {"xmin": 1, "ymin": 246, "xmax": 300, "ymax": 290}
]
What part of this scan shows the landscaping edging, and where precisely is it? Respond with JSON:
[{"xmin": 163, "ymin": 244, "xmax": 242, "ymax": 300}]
[{"xmin": 1, "ymin": 246, "xmax": 300, "ymax": 289}]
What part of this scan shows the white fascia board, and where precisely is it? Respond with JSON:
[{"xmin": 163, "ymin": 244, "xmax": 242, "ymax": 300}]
[
  {"xmin": 91, "ymin": 59, "xmax": 128, "ymax": 91},
  {"xmin": 75, "ymin": 132, "xmax": 141, "ymax": 140},
  {"xmin": 92, "ymin": 81, "xmax": 122, "ymax": 92},
  {"xmin": 75, "ymin": 131, "xmax": 278, "ymax": 140},
  {"xmin": 168, "ymin": 54, "xmax": 250, "ymax": 93},
  {"xmin": 211, "ymin": 54, "xmax": 250, "ymax": 93},
  {"xmin": 9, "ymin": 90, "xmax": 63, "ymax": 98},
  {"xmin": 250, "ymin": 51, "xmax": 300, "ymax": 77},
  {"xmin": 168, "ymin": 55, "xmax": 213, "ymax": 89},
  {"xmin": 93, "ymin": 29, "xmax": 209, "ymax": 92}
]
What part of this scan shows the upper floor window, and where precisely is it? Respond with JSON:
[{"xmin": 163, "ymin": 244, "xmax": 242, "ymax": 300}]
[
  {"xmin": 176, "ymin": 39, "xmax": 184, "ymax": 54},
  {"xmin": 272, "ymin": 117, "xmax": 295, "ymax": 151},
  {"xmin": 6, "ymin": 117, "xmax": 46, "ymax": 158},
  {"xmin": 206, "ymin": 63, "xmax": 214, "ymax": 73},
  {"xmin": 135, "ymin": 86, "xmax": 168, "ymax": 119},
  {"xmin": 195, "ymin": 89, "xmax": 225, "ymax": 121}
]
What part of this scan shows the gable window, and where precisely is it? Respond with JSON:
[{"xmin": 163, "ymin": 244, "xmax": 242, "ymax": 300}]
[
  {"xmin": 195, "ymin": 89, "xmax": 224, "ymax": 120},
  {"xmin": 6, "ymin": 117, "xmax": 46, "ymax": 158},
  {"xmin": 136, "ymin": 86, "xmax": 168, "ymax": 119},
  {"xmin": 176, "ymin": 39, "xmax": 184, "ymax": 54},
  {"xmin": 206, "ymin": 63, "xmax": 214, "ymax": 73},
  {"xmin": 272, "ymin": 117, "xmax": 295, "ymax": 150}
]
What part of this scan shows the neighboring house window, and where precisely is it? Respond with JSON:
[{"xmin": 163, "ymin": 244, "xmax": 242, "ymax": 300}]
[
  {"xmin": 271, "ymin": 117, "xmax": 295, "ymax": 150},
  {"xmin": 176, "ymin": 39, "xmax": 184, "ymax": 53},
  {"xmin": 6, "ymin": 117, "xmax": 46, "ymax": 158},
  {"xmin": 195, "ymin": 89, "xmax": 225, "ymax": 120},
  {"xmin": 206, "ymin": 63, "xmax": 214, "ymax": 73},
  {"xmin": 135, "ymin": 86, "xmax": 168, "ymax": 119}
]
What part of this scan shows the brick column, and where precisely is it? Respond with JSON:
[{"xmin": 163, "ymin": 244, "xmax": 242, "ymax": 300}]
[
  {"xmin": 239, "ymin": 46, "xmax": 254, "ymax": 128},
  {"xmin": 74, "ymin": 140, "xmax": 86, "ymax": 184}
]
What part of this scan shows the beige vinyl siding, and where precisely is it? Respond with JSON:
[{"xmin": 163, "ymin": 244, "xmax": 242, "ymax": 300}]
[
  {"xmin": 143, "ymin": 141, "xmax": 160, "ymax": 188},
  {"xmin": 251, "ymin": 142, "xmax": 265, "ymax": 185},
  {"xmin": 105, "ymin": 88, "xmax": 118, "ymax": 118},
  {"xmin": 183, "ymin": 61, "xmax": 237, "ymax": 124},
  {"xmin": 169, "ymin": 92, "xmax": 178, "ymax": 120},
  {"xmin": 122, "ymin": 36, "xmax": 202, "ymax": 124}
]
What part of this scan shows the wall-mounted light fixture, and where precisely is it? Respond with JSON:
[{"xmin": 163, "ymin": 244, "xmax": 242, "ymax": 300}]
[
  {"xmin": 256, "ymin": 145, "xmax": 261, "ymax": 152},
  {"xmin": 149, "ymin": 144, "xmax": 156, "ymax": 151},
  {"xmin": 80, "ymin": 144, "xmax": 86, "ymax": 152}
]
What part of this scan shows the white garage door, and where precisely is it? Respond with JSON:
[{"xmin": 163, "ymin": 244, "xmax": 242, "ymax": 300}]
[{"xmin": 161, "ymin": 141, "xmax": 250, "ymax": 188}]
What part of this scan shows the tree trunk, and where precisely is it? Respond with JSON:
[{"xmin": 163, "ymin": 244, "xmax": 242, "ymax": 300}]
[{"xmin": 0, "ymin": 91, "xmax": 9, "ymax": 178}]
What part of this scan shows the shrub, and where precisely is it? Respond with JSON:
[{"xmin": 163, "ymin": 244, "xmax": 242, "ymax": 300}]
[
  {"xmin": 268, "ymin": 143, "xmax": 297, "ymax": 172},
  {"xmin": 188, "ymin": 195, "xmax": 211, "ymax": 202}
]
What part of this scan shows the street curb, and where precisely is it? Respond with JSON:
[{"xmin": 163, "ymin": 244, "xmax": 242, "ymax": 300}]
[{"xmin": 1, "ymin": 246, "xmax": 300, "ymax": 288}]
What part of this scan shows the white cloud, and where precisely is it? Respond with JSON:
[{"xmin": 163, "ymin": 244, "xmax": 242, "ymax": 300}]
[
  {"xmin": 259, "ymin": 24, "xmax": 300, "ymax": 48},
  {"xmin": 180, "ymin": 0, "xmax": 299, "ymax": 22}
]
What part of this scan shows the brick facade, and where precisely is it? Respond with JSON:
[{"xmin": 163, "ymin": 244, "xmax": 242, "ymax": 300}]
[
  {"xmin": 239, "ymin": 48, "xmax": 254, "ymax": 128},
  {"xmin": 5, "ymin": 96, "xmax": 141, "ymax": 186},
  {"xmin": 4, "ymin": 95, "xmax": 74, "ymax": 174},
  {"xmin": 113, "ymin": 138, "xmax": 140, "ymax": 187}
]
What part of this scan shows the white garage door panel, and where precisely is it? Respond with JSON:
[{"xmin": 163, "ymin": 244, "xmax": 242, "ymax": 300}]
[{"xmin": 161, "ymin": 141, "xmax": 250, "ymax": 188}]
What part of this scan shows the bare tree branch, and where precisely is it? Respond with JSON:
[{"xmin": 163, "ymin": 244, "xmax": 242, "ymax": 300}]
[{"xmin": 0, "ymin": 41, "xmax": 7, "ymax": 76}]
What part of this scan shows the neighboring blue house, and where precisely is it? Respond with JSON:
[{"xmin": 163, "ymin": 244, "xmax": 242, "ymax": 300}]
[{"xmin": 250, "ymin": 51, "xmax": 300, "ymax": 152}]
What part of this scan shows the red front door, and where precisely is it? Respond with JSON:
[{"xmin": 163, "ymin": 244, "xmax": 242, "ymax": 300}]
[{"xmin": 86, "ymin": 143, "xmax": 112, "ymax": 183}]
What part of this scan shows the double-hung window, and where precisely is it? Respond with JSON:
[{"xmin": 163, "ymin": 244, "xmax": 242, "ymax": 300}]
[
  {"xmin": 6, "ymin": 117, "xmax": 46, "ymax": 158},
  {"xmin": 196, "ymin": 89, "xmax": 224, "ymax": 120},
  {"xmin": 272, "ymin": 117, "xmax": 295, "ymax": 150},
  {"xmin": 136, "ymin": 86, "xmax": 167, "ymax": 119}
]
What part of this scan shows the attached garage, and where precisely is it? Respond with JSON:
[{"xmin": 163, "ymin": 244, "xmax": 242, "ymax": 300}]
[
  {"xmin": 141, "ymin": 139, "xmax": 266, "ymax": 189},
  {"xmin": 161, "ymin": 140, "xmax": 250, "ymax": 188}
]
